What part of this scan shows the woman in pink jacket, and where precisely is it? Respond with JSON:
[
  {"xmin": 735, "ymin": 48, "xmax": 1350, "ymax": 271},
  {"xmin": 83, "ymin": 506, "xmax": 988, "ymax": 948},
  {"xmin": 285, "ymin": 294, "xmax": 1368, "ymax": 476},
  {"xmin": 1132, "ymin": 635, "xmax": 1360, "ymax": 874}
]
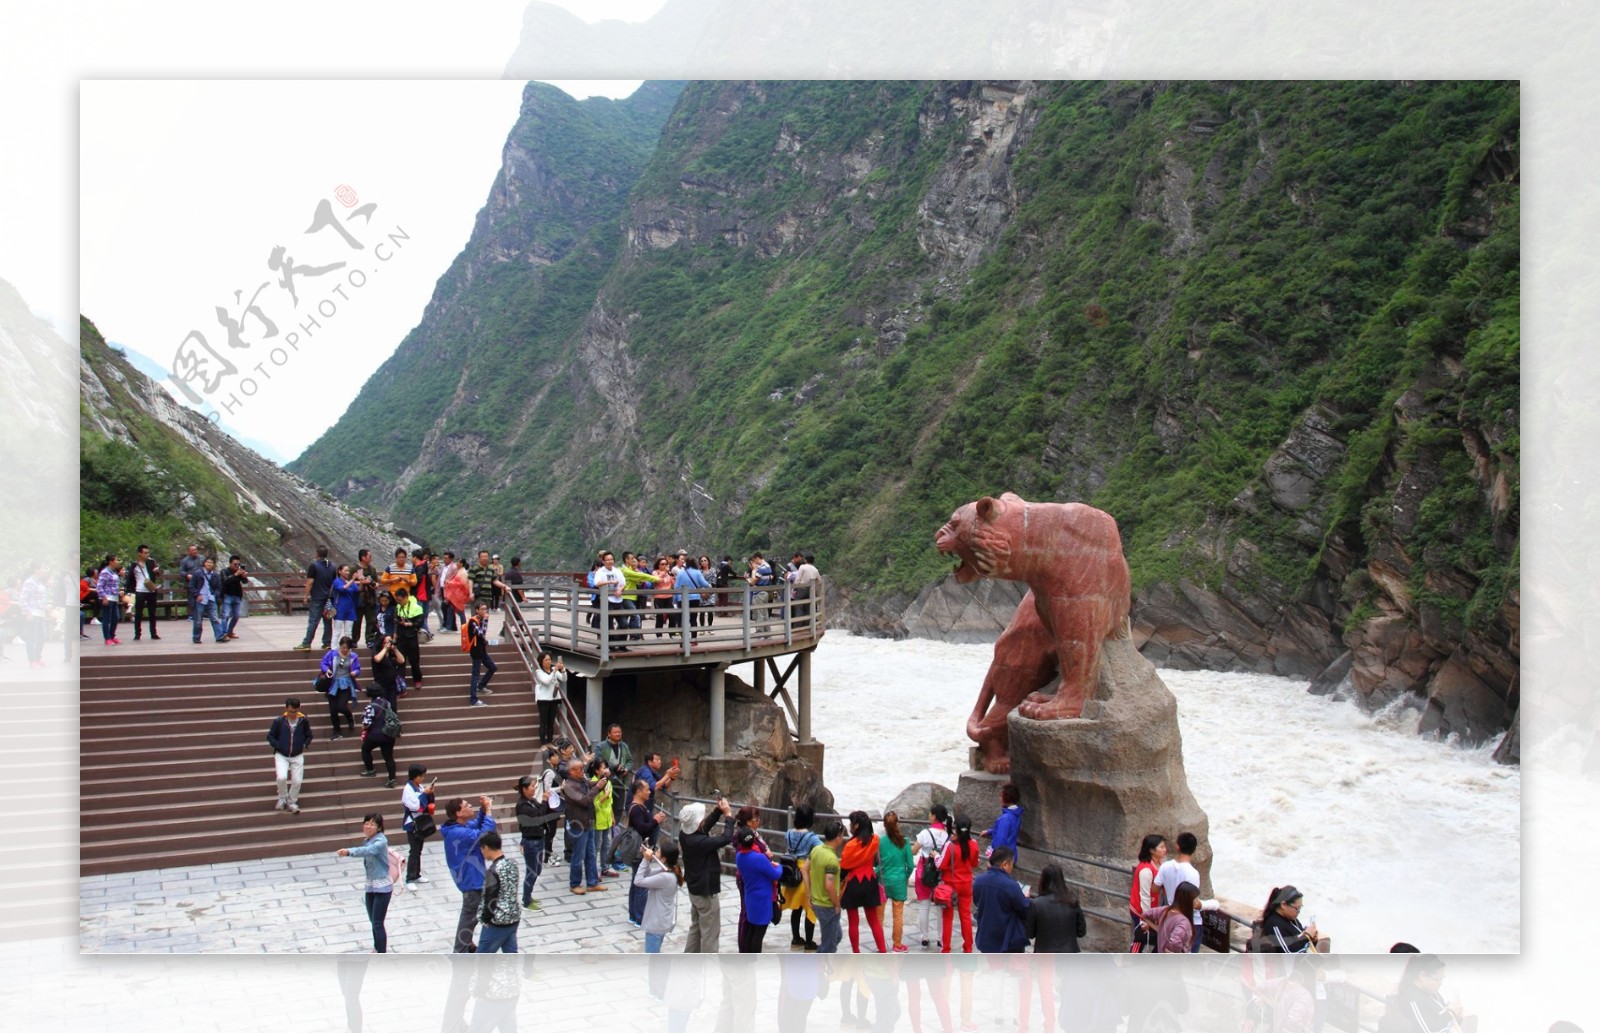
[{"xmin": 1141, "ymin": 881, "xmax": 1200, "ymax": 953}]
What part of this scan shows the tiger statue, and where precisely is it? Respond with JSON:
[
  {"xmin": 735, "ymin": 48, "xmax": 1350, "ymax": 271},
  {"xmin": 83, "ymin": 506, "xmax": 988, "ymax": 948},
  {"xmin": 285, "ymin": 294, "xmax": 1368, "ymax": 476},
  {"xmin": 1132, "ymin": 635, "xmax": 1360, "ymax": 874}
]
[{"xmin": 934, "ymin": 493, "xmax": 1132, "ymax": 773}]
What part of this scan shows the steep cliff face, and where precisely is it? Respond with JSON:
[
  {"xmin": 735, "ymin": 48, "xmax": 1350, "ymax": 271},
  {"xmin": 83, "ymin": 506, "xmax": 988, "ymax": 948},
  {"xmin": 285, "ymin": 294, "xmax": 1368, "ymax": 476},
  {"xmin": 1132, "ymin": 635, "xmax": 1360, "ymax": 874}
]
[
  {"xmin": 81, "ymin": 317, "xmax": 395, "ymax": 570},
  {"xmin": 290, "ymin": 80, "xmax": 1519, "ymax": 750}
]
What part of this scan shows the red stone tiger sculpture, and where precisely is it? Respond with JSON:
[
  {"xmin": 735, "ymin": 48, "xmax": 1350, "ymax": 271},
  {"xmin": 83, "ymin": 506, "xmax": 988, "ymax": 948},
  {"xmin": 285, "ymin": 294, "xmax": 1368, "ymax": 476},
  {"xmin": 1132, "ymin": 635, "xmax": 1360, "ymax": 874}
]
[{"xmin": 934, "ymin": 493, "xmax": 1132, "ymax": 773}]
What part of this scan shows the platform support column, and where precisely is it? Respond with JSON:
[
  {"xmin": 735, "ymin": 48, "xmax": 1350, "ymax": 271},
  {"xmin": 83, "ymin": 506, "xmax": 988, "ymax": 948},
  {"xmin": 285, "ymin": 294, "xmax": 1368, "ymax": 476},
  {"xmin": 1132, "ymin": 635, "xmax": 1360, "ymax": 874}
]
[
  {"xmin": 586, "ymin": 675, "xmax": 604, "ymax": 745},
  {"xmin": 798, "ymin": 649, "xmax": 813, "ymax": 744},
  {"xmin": 709, "ymin": 665, "xmax": 726, "ymax": 756}
]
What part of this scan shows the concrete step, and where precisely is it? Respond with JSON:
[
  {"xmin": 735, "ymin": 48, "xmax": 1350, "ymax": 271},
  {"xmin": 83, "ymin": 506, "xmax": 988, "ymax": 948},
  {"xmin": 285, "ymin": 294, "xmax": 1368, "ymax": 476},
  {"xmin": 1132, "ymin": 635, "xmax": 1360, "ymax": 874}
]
[{"xmin": 79, "ymin": 635, "xmax": 549, "ymax": 875}]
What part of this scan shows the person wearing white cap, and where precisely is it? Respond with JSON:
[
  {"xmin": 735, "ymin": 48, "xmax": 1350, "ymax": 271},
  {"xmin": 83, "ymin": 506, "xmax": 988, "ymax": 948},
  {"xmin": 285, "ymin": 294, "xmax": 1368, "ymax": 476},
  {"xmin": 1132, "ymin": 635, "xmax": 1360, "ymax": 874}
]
[{"xmin": 678, "ymin": 796, "xmax": 736, "ymax": 952}]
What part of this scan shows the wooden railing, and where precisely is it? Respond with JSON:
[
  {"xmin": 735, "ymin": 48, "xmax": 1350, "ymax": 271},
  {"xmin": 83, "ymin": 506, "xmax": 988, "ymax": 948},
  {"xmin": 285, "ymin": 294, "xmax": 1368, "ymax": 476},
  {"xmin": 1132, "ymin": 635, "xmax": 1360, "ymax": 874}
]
[
  {"xmin": 124, "ymin": 570, "xmax": 317, "ymax": 617},
  {"xmin": 512, "ymin": 578, "xmax": 826, "ymax": 665}
]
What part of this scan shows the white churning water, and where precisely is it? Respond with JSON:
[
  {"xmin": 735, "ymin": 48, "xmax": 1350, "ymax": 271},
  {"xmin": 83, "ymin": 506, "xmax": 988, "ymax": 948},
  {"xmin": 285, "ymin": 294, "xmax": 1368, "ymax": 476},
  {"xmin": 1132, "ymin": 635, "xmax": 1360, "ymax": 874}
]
[{"xmin": 809, "ymin": 631, "xmax": 1520, "ymax": 953}]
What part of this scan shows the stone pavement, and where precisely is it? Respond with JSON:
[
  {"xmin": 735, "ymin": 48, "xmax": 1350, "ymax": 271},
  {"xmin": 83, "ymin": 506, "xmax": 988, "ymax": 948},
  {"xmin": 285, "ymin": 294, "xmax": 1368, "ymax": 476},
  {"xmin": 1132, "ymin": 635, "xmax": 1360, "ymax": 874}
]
[{"xmin": 79, "ymin": 831, "xmax": 810, "ymax": 954}]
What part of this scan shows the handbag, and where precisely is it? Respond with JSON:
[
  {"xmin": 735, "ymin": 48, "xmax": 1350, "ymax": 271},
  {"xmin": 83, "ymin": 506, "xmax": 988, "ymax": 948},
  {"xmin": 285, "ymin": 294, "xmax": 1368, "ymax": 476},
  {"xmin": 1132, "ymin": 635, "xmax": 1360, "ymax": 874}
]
[
  {"xmin": 314, "ymin": 674, "xmax": 334, "ymax": 694},
  {"xmin": 933, "ymin": 883, "xmax": 954, "ymax": 907},
  {"xmin": 411, "ymin": 809, "xmax": 437, "ymax": 838}
]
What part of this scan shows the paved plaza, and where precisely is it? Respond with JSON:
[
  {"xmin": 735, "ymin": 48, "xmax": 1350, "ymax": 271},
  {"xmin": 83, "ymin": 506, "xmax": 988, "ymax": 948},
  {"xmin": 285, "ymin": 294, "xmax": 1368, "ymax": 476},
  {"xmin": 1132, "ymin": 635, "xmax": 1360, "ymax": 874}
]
[{"xmin": 78, "ymin": 831, "xmax": 779, "ymax": 954}]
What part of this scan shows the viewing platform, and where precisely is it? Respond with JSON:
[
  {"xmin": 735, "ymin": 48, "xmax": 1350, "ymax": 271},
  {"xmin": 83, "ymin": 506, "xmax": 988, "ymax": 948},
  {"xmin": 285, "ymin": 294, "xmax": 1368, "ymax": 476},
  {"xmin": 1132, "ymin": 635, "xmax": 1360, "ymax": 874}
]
[{"xmin": 502, "ymin": 578, "xmax": 826, "ymax": 755}]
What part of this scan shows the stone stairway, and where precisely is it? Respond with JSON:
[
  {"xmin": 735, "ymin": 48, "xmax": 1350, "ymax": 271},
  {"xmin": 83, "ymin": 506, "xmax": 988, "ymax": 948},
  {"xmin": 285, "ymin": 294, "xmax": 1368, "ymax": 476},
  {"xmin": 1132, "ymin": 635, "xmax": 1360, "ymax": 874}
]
[{"xmin": 80, "ymin": 638, "xmax": 543, "ymax": 876}]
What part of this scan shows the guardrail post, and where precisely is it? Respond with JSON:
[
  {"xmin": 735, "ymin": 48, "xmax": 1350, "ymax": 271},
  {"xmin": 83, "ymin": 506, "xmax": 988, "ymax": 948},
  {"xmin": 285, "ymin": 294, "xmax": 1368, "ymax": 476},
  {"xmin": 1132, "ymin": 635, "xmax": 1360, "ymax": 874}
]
[
  {"xmin": 681, "ymin": 589, "xmax": 691, "ymax": 658},
  {"xmin": 782, "ymin": 582, "xmax": 793, "ymax": 648},
  {"xmin": 708, "ymin": 665, "xmax": 726, "ymax": 756},
  {"xmin": 741, "ymin": 585, "xmax": 751, "ymax": 651},
  {"xmin": 543, "ymin": 587, "xmax": 552, "ymax": 646},
  {"xmin": 599, "ymin": 592, "xmax": 610, "ymax": 663}
]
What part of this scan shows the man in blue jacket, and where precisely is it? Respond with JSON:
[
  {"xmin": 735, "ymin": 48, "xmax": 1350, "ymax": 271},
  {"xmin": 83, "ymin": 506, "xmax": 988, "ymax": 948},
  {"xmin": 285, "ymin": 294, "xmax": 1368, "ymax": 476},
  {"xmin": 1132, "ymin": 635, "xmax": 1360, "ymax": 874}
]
[
  {"xmin": 972, "ymin": 846, "xmax": 1030, "ymax": 953},
  {"xmin": 441, "ymin": 794, "xmax": 496, "ymax": 952}
]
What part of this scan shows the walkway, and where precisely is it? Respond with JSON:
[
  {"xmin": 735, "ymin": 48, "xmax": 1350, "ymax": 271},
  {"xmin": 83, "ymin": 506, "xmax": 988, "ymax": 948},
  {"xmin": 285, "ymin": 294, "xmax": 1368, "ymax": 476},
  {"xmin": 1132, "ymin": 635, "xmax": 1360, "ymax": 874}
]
[{"xmin": 80, "ymin": 832, "xmax": 831, "ymax": 954}]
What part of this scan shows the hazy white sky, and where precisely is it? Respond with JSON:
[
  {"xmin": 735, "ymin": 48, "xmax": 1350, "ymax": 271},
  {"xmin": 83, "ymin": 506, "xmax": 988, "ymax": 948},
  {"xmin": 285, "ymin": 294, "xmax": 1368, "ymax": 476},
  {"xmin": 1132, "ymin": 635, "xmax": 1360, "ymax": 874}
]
[
  {"xmin": 1, "ymin": 0, "xmax": 662, "ymax": 462},
  {"xmin": 80, "ymin": 78, "xmax": 641, "ymax": 461}
]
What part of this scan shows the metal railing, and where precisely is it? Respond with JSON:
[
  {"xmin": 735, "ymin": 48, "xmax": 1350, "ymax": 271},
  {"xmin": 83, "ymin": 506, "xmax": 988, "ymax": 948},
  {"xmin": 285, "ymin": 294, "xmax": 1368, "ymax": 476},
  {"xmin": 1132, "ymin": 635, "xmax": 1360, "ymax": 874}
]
[
  {"xmin": 499, "ymin": 599, "xmax": 589, "ymax": 754},
  {"xmin": 654, "ymin": 791, "xmax": 1260, "ymax": 952},
  {"xmin": 512, "ymin": 579, "xmax": 826, "ymax": 665}
]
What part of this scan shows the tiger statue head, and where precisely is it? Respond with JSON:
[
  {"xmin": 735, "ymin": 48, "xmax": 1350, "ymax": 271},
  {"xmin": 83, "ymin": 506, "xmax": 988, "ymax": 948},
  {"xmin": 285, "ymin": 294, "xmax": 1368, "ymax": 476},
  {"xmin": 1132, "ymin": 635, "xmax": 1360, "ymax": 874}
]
[{"xmin": 935, "ymin": 493, "xmax": 1026, "ymax": 584}]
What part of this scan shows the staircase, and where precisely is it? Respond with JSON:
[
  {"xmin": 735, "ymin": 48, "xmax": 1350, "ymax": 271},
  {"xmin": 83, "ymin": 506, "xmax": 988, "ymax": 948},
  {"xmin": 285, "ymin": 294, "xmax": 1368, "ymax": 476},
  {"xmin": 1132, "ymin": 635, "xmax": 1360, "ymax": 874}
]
[{"xmin": 80, "ymin": 637, "xmax": 544, "ymax": 876}]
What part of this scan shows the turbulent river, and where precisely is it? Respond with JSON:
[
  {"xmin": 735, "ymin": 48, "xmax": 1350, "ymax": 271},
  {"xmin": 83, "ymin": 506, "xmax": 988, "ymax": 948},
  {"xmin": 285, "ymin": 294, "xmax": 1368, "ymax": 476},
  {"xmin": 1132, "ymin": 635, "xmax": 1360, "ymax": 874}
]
[{"xmin": 808, "ymin": 631, "xmax": 1520, "ymax": 954}]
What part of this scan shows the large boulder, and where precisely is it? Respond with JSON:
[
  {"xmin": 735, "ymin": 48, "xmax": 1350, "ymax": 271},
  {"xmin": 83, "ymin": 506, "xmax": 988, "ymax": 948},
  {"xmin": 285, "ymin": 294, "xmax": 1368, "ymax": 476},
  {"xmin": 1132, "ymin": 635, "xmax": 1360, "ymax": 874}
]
[
  {"xmin": 992, "ymin": 637, "xmax": 1212, "ymax": 903},
  {"xmin": 884, "ymin": 781, "xmax": 957, "ymax": 822}
]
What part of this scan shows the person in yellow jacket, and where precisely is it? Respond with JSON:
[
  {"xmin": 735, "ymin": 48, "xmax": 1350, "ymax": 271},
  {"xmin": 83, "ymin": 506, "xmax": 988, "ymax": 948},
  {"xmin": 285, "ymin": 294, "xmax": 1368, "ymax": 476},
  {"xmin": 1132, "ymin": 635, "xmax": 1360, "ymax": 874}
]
[{"xmin": 618, "ymin": 552, "xmax": 658, "ymax": 643}]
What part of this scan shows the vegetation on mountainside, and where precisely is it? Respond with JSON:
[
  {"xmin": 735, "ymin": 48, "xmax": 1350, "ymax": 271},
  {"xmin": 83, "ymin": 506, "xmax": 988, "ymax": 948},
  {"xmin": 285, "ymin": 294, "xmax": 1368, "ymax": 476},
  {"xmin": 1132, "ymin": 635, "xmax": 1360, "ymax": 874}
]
[
  {"xmin": 80, "ymin": 316, "xmax": 278, "ymax": 565},
  {"xmin": 289, "ymin": 81, "xmax": 685, "ymax": 505},
  {"xmin": 288, "ymin": 80, "xmax": 1518, "ymax": 631}
]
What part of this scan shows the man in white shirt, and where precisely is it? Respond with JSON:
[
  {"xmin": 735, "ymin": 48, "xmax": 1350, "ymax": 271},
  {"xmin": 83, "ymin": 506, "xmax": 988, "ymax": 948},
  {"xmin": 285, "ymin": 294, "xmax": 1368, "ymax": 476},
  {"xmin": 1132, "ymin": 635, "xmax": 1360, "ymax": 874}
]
[
  {"xmin": 593, "ymin": 551, "xmax": 629, "ymax": 647},
  {"xmin": 1154, "ymin": 831, "xmax": 1203, "ymax": 953},
  {"xmin": 788, "ymin": 551, "xmax": 820, "ymax": 620},
  {"xmin": 130, "ymin": 543, "xmax": 162, "ymax": 640}
]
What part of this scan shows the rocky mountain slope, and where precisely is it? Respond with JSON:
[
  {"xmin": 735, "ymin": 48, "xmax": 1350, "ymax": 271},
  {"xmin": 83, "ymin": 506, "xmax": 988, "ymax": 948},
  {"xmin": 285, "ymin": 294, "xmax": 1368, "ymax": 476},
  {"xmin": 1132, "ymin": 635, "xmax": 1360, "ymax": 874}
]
[
  {"xmin": 290, "ymin": 80, "xmax": 1519, "ymax": 753},
  {"xmin": 80, "ymin": 316, "xmax": 397, "ymax": 571}
]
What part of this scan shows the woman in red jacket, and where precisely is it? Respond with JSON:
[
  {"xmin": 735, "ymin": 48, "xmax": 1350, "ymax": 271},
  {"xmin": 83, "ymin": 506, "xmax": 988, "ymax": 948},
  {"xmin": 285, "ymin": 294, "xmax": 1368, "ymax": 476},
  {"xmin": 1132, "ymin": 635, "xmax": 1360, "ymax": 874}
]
[
  {"xmin": 839, "ymin": 810, "xmax": 888, "ymax": 953},
  {"xmin": 1129, "ymin": 833, "xmax": 1167, "ymax": 952},
  {"xmin": 938, "ymin": 815, "xmax": 980, "ymax": 954}
]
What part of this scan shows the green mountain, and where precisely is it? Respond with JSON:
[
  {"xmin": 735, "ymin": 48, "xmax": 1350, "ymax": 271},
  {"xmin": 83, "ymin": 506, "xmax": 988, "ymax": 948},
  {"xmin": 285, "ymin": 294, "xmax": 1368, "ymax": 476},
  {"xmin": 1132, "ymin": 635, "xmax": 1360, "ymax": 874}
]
[
  {"xmin": 289, "ymin": 80, "xmax": 1519, "ymax": 749},
  {"xmin": 81, "ymin": 315, "xmax": 395, "ymax": 571}
]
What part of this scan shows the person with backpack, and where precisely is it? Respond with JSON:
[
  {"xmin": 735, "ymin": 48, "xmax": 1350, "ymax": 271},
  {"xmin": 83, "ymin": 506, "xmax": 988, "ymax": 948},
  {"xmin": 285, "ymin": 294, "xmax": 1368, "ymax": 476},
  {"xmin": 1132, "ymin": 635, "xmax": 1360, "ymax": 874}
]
[
  {"xmin": 624, "ymin": 778, "xmax": 666, "ymax": 926},
  {"xmin": 783, "ymin": 805, "xmax": 822, "ymax": 951},
  {"xmin": 914, "ymin": 803, "xmax": 951, "ymax": 949},
  {"xmin": 335, "ymin": 813, "xmax": 394, "ymax": 953},
  {"xmin": 359, "ymin": 686, "xmax": 401, "ymax": 787},
  {"xmin": 515, "ymin": 774, "xmax": 555, "ymax": 911},
  {"xmin": 464, "ymin": 602, "xmax": 495, "ymax": 707},
  {"xmin": 442, "ymin": 554, "xmax": 472, "ymax": 634}
]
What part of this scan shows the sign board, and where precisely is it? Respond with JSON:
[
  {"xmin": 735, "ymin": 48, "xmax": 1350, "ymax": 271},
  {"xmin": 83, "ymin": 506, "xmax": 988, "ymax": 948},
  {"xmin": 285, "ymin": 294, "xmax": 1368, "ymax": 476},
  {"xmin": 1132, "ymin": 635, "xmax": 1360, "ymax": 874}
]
[{"xmin": 1200, "ymin": 909, "xmax": 1232, "ymax": 953}]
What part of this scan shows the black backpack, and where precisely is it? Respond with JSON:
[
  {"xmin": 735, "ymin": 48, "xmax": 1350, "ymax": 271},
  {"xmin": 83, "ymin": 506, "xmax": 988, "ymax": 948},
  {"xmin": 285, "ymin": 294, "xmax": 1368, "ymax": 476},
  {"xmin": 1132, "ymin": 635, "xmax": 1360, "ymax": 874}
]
[
  {"xmin": 775, "ymin": 853, "xmax": 804, "ymax": 889},
  {"xmin": 918, "ymin": 831, "xmax": 947, "ymax": 890},
  {"xmin": 612, "ymin": 827, "xmax": 644, "ymax": 868}
]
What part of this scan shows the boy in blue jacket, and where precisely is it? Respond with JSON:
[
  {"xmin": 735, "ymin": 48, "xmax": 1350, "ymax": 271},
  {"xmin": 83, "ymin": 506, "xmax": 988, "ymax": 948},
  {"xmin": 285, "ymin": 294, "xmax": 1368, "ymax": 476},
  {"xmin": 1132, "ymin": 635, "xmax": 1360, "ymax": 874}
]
[{"xmin": 982, "ymin": 782, "xmax": 1024, "ymax": 859}]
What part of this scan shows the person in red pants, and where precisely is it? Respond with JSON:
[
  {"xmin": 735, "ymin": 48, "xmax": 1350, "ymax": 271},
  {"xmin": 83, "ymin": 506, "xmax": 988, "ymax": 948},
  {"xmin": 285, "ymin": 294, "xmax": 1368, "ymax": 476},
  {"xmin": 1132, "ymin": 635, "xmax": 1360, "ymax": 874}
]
[
  {"xmin": 839, "ymin": 810, "xmax": 888, "ymax": 953},
  {"xmin": 939, "ymin": 816, "xmax": 980, "ymax": 953}
]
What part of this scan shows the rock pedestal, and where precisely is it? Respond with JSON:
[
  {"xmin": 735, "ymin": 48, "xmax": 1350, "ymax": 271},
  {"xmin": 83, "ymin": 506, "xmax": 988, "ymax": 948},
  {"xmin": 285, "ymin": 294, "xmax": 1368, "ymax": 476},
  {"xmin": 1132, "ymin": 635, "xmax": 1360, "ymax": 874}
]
[
  {"xmin": 965, "ymin": 638, "xmax": 1212, "ymax": 904},
  {"xmin": 584, "ymin": 668, "xmax": 832, "ymax": 815}
]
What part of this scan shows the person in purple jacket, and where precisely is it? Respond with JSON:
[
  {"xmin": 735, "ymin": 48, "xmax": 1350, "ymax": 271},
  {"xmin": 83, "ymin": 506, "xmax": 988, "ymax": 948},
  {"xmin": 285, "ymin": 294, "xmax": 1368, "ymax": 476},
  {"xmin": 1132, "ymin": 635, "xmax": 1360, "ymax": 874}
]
[{"xmin": 734, "ymin": 827, "xmax": 784, "ymax": 953}]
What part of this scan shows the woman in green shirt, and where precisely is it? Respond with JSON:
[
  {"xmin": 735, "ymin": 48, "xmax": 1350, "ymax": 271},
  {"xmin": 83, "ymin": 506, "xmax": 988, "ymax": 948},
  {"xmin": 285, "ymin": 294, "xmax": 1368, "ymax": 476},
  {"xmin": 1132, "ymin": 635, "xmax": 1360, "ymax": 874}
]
[{"xmin": 877, "ymin": 810, "xmax": 916, "ymax": 952}]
